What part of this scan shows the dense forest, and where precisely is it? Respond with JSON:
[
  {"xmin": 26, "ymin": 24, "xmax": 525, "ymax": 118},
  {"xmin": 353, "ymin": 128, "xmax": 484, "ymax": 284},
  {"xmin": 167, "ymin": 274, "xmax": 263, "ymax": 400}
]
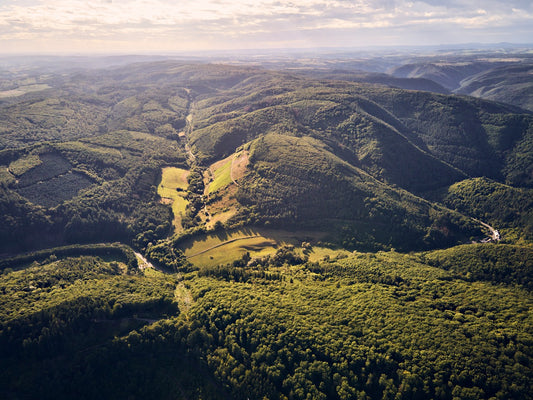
[
  {"xmin": 0, "ymin": 59, "xmax": 532, "ymax": 399},
  {"xmin": 1, "ymin": 247, "xmax": 531, "ymax": 399}
]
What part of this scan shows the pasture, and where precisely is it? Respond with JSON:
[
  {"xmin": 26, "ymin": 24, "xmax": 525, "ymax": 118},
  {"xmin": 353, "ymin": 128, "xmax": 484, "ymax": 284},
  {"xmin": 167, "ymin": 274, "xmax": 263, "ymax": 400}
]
[
  {"xmin": 207, "ymin": 156, "xmax": 233, "ymax": 194},
  {"xmin": 180, "ymin": 228, "xmax": 328, "ymax": 267},
  {"xmin": 0, "ymin": 84, "xmax": 51, "ymax": 98},
  {"xmin": 157, "ymin": 167, "xmax": 190, "ymax": 231}
]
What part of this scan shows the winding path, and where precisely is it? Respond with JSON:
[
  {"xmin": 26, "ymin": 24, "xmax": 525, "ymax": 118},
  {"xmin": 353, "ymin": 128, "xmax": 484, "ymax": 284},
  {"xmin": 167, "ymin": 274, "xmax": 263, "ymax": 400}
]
[
  {"xmin": 175, "ymin": 280, "xmax": 193, "ymax": 317},
  {"xmin": 134, "ymin": 251, "xmax": 155, "ymax": 270},
  {"xmin": 183, "ymin": 93, "xmax": 197, "ymax": 163},
  {"xmin": 473, "ymin": 218, "xmax": 501, "ymax": 242}
]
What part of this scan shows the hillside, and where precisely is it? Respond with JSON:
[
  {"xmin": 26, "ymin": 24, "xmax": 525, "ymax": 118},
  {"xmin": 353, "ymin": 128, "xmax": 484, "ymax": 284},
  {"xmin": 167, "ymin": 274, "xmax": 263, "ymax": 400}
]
[
  {"xmin": 389, "ymin": 60, "xmax": 502, "ymax": 90},
  {"xmin": 388, "ymin": 58, "xmax": 533, "ymax": 112},
  {"xmin": 455, "ymin": 63, "xmax": 533, "ymax": 112},
  {"xmin": 0, "ymin": 58, "xmax": 532, "ymax": 399},
  {"xmin": 234, "ymin": 134, "xmax": 477, "ymax": 250},
  {"xmin": 1, "ymin": 61, "xmax": 533, "ymax": 255}
]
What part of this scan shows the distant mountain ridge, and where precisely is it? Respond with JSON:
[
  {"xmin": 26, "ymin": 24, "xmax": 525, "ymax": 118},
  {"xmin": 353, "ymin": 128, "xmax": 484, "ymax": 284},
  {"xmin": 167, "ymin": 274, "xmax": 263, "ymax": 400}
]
[{"xmin": 388, "ymin": 60, "xmax": 533, "ymax": 111}]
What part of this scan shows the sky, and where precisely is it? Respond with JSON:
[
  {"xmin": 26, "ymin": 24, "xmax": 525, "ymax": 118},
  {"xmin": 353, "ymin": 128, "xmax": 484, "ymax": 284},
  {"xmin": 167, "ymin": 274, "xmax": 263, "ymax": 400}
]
[{"xmin": 0, "ymin": 0, "xmax": 532, "ymax": 54}]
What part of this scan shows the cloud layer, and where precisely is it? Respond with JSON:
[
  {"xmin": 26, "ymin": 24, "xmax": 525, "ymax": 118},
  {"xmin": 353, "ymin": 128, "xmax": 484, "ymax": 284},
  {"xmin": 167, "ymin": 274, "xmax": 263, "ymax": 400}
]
[{"xmin": 0, "ymin": 0, "xmax": 532, "ymax": 53}]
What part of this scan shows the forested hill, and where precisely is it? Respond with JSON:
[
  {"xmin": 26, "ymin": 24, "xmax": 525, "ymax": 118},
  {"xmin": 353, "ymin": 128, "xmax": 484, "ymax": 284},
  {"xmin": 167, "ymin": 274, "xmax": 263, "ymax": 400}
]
[{"xmin": 1, "ymin": 61, "xmax": 533, "ymax": 253}]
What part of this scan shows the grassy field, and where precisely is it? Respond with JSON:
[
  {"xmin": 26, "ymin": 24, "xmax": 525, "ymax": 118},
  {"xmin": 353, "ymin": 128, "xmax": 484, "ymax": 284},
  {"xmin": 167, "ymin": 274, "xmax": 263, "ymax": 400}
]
[
  {"xmin": 206, "ymin": 208, "xmax": 237, "ymax": 228},
  {"xmin": 207, "ymin": 156, "xmax": 233, "ymax": 194},
  {"xmin": 0, "ymin": 84, "xmax": 51, "ymax": 98},
  {"xmin": 157, "ymin": 167, "xmax": 189, "ymax": 232},
  {"xmin": 181, "ymin": 228, "xmax": 328, "ymax": 267},
  {"xmin": 8, "ymin": 154, "xmax": 42, "ymax": 176}
]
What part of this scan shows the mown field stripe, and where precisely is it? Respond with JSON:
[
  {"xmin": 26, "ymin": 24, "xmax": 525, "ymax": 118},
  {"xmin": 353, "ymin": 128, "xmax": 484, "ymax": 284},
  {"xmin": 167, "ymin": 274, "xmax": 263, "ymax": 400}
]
[{"xmin": 186, "ymin": 235, "xmax": 262, "ymax": 258}]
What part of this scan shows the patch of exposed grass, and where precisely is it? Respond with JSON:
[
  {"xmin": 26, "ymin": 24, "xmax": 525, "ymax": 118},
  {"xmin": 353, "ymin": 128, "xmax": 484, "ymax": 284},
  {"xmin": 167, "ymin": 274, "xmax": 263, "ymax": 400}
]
[
  {"xmin": 181, "ymin": 228, "xmax": 327, "ymax": 267},
  {"xmin": 206, "ymin": 208, "xmax": 237, "ymax": 228},
  {"xmin": 9, "ymin": 154, "xmax": 42, "ymax": 177},
  {"xmin": 188, "ymin": 236, "xmax": 278, "ymax": 267},
  {"xmin": 0, "ymin": 84, "xmax": 50, "ymax": 98},
  {"xmin": 208, "ymin": 157, "xmax": 233, "ymax": 194},
  {"xmin": 158, "ymin": 167, "xmax": 189, "ymax": 231}
]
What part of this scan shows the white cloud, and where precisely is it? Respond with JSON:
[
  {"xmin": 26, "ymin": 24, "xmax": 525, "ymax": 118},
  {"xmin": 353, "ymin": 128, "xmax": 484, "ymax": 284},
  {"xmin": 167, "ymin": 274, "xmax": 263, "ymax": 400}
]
[{"xmin": 0, "ymin": 0, "xmax": 531, "ymax": 52}]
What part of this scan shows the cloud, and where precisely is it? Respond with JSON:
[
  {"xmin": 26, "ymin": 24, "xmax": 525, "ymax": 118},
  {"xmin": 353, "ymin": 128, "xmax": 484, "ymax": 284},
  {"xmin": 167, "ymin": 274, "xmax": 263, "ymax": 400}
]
[{"xmin": 0, "ymin": 0, "xmax": 531, "ymax": 52}]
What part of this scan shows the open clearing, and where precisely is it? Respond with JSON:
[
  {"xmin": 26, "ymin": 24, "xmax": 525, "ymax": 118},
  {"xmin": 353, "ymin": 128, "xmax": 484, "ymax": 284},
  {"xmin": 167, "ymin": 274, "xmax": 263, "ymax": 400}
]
[
  {"xmin": 202, "ymin": 150, "xmax": 249, "ymax": 229},
  {"xmin": 180, "ymin": 228, "xmax": 327, "ymax": 267},
  {"xmin": 157, "ymin": 167, "xmax": 189, "ymax": 232},
  {"xmin": 206, "ymin": 150, "xmax": 249, "ymax": 194},
  {"xmin": 0, "ymin": 84, "xmax": 51, "ymax": 98},
  {"xmin": 207, "ymin": 156, "xmax": 233, "ymax": 194}
]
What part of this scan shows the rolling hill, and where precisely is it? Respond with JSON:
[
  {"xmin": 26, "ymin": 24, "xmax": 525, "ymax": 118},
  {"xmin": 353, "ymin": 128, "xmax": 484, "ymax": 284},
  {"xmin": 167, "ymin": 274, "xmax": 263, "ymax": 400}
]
[
  {"xmin": 388, "ymin": 58, "xmax": 533, "ymax": 111},
  {"xmin": 1, "ymin": 61, "xmax": 532, "ymax": 254},
  {"xmin": 0, "ymin": 58, "xmax": 532, "ymax": 400},
  {"xmin": 389, "ymin": 60, "xmax": 503, "ymax": 91},
  {"xmin": 455, "ymin": 63, "xmax": 533, "ymax": 112}
]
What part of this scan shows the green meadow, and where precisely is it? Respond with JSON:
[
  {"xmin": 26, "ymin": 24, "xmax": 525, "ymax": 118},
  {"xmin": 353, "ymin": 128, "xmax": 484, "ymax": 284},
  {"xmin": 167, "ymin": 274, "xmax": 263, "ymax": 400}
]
[
  {"xmin": 158, "ymin": 167, "xmax": 190, "ymax": 232},
  {"xmin": 0, "ymin": 84, "xmax": 50, "ymax": 98},
  {"xmin": 207, "ymin": 156, "xmax": 233, "ymax": 194},
  {"xmin": 180, "ymin": 228, "xmax": 328, "ymax": 267}
]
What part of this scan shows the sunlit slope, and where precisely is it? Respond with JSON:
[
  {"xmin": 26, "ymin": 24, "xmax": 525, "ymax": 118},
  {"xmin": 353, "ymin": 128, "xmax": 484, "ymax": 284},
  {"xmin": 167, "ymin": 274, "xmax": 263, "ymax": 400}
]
[
  {"xmin": 157, "ymin": 167, "xmax": 189, "ymax": 232},
  {"xmin": 189, "ymin": 83, "xmax": 466, "ymax": 194},
  {"xmin": 189, "ymin": 72, "xmax": 533, "ymax": 192},
  {"xmin": 232, "ymin": 134, "xmax": 479, "ymax": 251}
]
